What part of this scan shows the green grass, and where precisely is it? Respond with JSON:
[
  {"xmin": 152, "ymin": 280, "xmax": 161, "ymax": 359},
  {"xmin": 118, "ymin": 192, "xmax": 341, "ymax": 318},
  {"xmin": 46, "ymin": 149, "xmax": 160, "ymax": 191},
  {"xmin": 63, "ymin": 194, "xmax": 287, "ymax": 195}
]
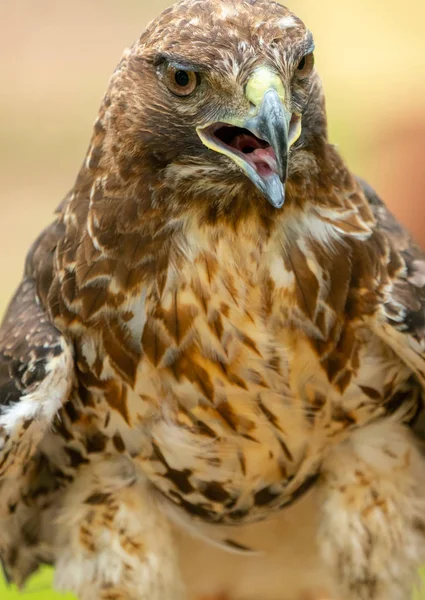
[
  {"xmin": 0, "ymin": 567, "xmax": 75, "ymax": 599},
  {"xmin": 414, "ymin": 568, "xmax": 425, "ymax": 600},
  {"xmin": 1, "ymin": 565, "xmax": 425, "ymax": 598}
]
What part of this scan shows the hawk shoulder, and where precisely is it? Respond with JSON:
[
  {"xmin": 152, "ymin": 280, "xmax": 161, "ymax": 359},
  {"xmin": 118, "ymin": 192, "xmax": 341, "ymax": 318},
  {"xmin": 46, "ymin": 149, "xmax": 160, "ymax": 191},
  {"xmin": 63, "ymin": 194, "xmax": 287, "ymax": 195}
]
[
  {"xmin": 358, "ymin": 177, "xmax": 425, "ymax": 400},
  {"xmin": 0, "ymin": 219, "xmax": 74, "ymax": 478}
]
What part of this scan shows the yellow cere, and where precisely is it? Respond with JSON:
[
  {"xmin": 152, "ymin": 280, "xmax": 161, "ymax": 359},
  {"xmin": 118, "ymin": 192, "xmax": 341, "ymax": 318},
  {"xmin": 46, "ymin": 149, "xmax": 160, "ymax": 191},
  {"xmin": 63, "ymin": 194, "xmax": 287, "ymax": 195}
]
[
  {"xmin": 197, "ymin": 66, "xmax": 296, "ymax": 160},
  {"xmin": 245, "ymin": 67, "xmax": 286, "ymax": 108}
]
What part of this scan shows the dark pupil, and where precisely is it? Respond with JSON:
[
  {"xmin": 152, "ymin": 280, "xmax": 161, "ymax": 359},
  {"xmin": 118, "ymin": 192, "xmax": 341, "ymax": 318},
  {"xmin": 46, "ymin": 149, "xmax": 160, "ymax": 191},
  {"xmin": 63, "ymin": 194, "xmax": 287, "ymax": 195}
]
[
  {"xmin": 175, "ymin": 70, "xmax": 190, "ymax": 87},
  {"xmin": 298, "ymin": 57, "xmax": 306, "ymax": 70}
]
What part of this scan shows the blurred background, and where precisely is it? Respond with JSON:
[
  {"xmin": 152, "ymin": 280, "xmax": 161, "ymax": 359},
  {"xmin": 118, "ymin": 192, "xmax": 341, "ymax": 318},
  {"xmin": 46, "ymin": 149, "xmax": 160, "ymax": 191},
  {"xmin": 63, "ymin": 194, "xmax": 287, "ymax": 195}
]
[{"xmin": 0, "ymin": 1, "xmax": 424, "ymax": 598}]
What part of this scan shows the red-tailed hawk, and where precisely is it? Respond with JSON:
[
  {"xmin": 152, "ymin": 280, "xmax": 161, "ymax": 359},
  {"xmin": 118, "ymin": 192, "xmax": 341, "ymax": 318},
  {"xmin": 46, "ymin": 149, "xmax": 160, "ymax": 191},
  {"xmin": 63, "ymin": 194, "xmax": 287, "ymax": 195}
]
[{"xmin": 1, "ymin": 1, "xmax": 425, "ymax": 599}]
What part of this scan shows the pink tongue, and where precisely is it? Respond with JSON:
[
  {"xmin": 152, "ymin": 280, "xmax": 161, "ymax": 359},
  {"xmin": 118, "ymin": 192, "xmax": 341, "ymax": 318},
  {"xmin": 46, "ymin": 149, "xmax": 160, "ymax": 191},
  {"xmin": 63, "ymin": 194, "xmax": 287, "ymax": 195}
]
[{"xmin": 249, "ymin": 147, "xmax": 278, "ymax": 176}]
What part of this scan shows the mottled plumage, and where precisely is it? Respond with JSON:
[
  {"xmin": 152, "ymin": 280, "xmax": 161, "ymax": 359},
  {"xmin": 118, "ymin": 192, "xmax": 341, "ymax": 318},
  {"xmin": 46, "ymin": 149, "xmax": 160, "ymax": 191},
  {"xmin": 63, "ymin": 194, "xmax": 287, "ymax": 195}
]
[{"xmin": 1, "ymin": 1, "xmax": 425, "ymax": 599}]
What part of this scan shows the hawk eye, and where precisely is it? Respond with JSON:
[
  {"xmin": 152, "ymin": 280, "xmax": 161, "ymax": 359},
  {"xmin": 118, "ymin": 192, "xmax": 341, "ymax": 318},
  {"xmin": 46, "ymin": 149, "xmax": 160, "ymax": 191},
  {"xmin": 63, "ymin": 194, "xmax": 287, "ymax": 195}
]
[
  {"xmin": 296, "ymin": 53, "xmax": 314, "ymax": 80},
  {"xmin": 175, "ymin": 70, "xmax": 189, "ymax": 86},
  {"xmin": 164, "ymin": 65, "xmax": 198, "ymax": 97}
]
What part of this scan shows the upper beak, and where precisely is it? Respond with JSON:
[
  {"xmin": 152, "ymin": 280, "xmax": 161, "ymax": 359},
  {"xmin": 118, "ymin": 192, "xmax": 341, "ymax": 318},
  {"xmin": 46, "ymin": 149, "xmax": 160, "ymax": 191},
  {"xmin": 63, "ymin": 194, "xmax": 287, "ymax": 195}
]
[
  {"xmin": 244, "ymin": 89, "xmax": 292, "ymax": 207},
  {"xmin": 197, "ymin": 85, "xmax": 300, "ymax": 209},
  {"xmin": 246, "ymin": 89, "xmax": 291, "ymax": 182}
]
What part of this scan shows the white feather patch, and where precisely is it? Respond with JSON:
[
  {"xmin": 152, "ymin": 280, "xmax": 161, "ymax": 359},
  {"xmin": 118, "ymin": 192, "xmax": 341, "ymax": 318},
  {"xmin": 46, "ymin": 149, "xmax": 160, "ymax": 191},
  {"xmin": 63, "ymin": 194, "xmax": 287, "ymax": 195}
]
[
  {"xmin": 0, "ymin": 340, "xmax": 73, "ymax": 433},
  {"xmin": 277, "ymin": 15, "xmax": 298, "ymax": 29}
]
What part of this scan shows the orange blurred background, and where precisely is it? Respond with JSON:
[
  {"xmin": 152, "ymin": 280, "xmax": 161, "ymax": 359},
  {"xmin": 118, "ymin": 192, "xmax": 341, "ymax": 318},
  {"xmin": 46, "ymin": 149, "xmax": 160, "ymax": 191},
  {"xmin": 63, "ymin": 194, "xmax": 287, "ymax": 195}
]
[{"xmin": 1, "ymin": 0, "xmax": 425, "ymax": 317}]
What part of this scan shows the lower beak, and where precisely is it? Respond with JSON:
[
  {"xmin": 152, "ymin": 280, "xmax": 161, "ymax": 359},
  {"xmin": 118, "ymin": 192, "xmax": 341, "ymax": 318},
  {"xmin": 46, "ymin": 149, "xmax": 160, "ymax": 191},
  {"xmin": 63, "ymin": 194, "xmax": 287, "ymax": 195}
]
[
  {"xmin": 245, "ymin": 89, "xmax": 292, "ymax": 196},
  {"xmin": 197, "ymin": 89, "xmax": 300, "ymax": 209}
]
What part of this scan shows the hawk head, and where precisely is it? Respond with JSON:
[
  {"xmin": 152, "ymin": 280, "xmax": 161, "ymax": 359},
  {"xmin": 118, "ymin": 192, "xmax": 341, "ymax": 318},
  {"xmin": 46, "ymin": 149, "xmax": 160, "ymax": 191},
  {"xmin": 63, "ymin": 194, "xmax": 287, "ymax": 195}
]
[{"xmin": 85, "ymin": 0, "xmax": 326, "ymax": 221}]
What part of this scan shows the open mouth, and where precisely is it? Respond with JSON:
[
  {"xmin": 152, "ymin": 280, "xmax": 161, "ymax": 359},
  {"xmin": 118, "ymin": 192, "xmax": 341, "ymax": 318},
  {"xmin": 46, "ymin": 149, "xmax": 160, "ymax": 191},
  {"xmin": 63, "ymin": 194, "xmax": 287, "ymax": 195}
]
[
  {"xmin": 196, "ymin": 88, "xmax": 301, "ymax": 209},
  {"xmin": 208, "ymin": 125, "xmax": 278, "ymax": 177},
  {"xmin": 201, "ymin": 114, "xmax": 301, "ymax": 179}
]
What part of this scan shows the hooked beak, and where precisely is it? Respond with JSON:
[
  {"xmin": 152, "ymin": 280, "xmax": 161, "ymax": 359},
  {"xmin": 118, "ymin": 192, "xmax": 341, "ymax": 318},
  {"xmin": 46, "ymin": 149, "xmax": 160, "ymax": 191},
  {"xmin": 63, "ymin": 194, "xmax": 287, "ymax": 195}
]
[{"xmin": 197, "ymin": 73, "xmax": 301, "ymax": 208}]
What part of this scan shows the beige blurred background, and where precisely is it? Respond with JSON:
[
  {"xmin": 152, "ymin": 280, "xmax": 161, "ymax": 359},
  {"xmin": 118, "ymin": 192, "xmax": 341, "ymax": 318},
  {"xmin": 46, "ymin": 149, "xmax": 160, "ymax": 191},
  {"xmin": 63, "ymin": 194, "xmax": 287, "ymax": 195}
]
[{"xmin": 1, "ymin": 0, "xmax": 425, "ymax": 317}]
